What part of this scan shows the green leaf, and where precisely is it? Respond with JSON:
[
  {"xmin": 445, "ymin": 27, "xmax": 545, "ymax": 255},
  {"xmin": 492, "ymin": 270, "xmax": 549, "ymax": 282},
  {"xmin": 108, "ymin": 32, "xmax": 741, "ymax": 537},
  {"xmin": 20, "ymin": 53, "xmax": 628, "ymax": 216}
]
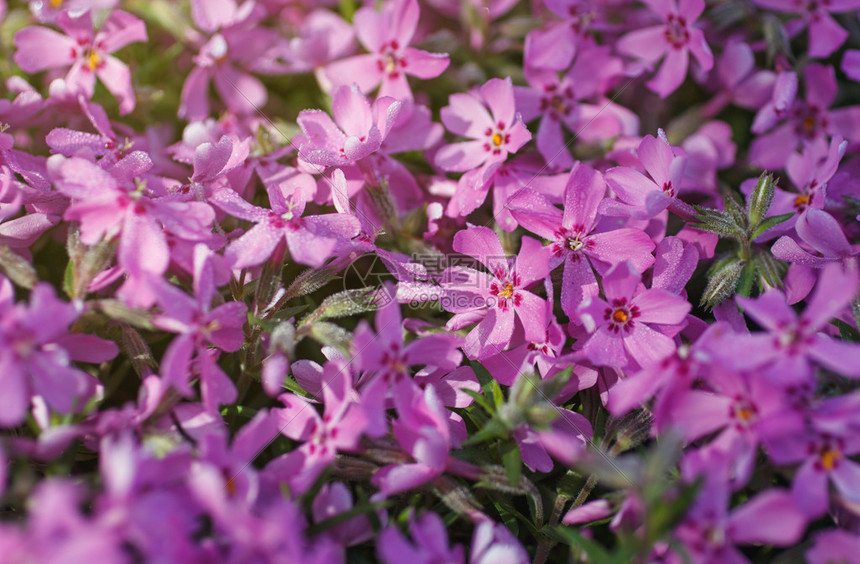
[
  {"xmin": 735, "ymin": 260, "xmax": 757, "ymax": 298},
  {"xmin": 553, "ymin": 527, "xmax": 614, "ymax": 564},
  {"xmin": 0, "ymin": 245, "xmax": 38, "ymax": 289},
  {"xmin": 63, "ymin": 260, "xmax": 75, "ymax": 299},
  {"xmin": 461, "ymin": 388, "xmax": 495, "ymax": 415},
  {"xmin": 461, "ymin": 416, "xmax": 509, "ymax": 446},
  {"xmin": 750, "ymin": 212, "xmax": 794, "ymax": 241},
  {"xmin": 500, "ymin": 442, "xmax": 522, "ymax": 487},
  {"xmin": 304, "ymin": 321, "xmax": 352, "ymax": 352},
  {"xmin": 282, "ymin": 265, "xmax": 340, "ymax": 302},
  {"xmin": 692, "ymin": 206, "xmax": 745, "ymax": 238},
  {"xmin": 833, "ymin": 318, "xmax": 860, "ymax": 342},
  {"xmin": 298, "ymin": 287, "xmax": 383, "ymax": 328},
  {"xmin": 492, "ymin": 379, "xmax": 505, "ymax": 409},
  {"xmin": 306, "ymin": 499, "xmax": 392, "ymax": 536},
  {"xmin": 755, "ymin": 251, "xmax": 786, "ymax": 289}
]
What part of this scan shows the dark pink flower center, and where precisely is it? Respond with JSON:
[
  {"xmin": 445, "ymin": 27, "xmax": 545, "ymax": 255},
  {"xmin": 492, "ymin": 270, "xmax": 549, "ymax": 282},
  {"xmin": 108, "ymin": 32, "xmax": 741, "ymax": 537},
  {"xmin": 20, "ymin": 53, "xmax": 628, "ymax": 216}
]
[
  {"xmin": 603, "ymin": 297, "xmax": 640, "ymax": 333},
  {"xmin": 483, "ymin": 121, "xmax": 510, "ymax": 156},
  {"xmin": 664, "ymin": 14, "xmax": 690, "ymax": 49},
  {"xmin": 377, "ymin": 40, "xmax": 405, "ymax": 79},
  {"xmin": 490, "ymin": 270, "xmax": 523, "ymax": 312}
]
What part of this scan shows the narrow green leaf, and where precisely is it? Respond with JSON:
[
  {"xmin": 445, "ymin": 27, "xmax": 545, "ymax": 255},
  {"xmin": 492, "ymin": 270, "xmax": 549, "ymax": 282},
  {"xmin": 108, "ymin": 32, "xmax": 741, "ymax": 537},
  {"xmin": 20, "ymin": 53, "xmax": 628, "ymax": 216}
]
[
  {"xmin": 298, "ymin": 287, "xmax": 382, "ymax": 328},
  {"xmin": 63, "ymin": 260, "xmax": 75, "ymax": 299},
  {"xmin": 750, "ymin": 212, "xmax": 795, "ymax": 241},
  {"xmin": 492, "ymin": 379, "xmax": 505, "ymax": 409},
  {"xmin": 553, "ymin": 527, "xmax": 614, "ymax": 564},
  {"xmin": 500, "ymin": 442, "xmax": 522, "ymax": 487},
  {"xmin": 735, "ymin": 260, "xmax": 757, "ymax": 298}
]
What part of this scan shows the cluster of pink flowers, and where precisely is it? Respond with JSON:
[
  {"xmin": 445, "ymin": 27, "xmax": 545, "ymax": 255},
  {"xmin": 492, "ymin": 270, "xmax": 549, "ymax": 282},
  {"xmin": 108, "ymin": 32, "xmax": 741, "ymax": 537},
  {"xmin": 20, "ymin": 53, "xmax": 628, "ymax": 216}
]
[{"xmin": 0, "ymin": 0, "xmax": 860, "ymax": 561}]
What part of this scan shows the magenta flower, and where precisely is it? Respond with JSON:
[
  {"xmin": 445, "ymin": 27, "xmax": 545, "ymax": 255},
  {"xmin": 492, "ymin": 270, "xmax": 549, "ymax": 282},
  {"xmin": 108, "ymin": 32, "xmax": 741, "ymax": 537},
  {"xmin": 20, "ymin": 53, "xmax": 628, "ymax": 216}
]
[
  {"xmin": 49, "ymin": 152, "xmax": 215, "ymax": 307},
  {"xmin": 672, "ymin": 464, "xmax": 806, "ymax": 563},
  {"xmin": 720, "ymin": 263, "xmax": 860, "ymax": 384},
  {"xmin": 325, "ymin": 0, "xmax": 449, "ymax": 101},
  {"xmin": 0, "ymin": 281, "xmax": 117, "ymax": 426},
  {"xmin": 767, "ymin": 426, "xmax": 860, "ymax": 517},
  {"xmin": 515, "ymin": 46, "xmax": 631, "ymax": 170},
  {"xmin": 441, "ymin": 225, "xmax": 551, "ymax": 359},
  {"xmin": 616, "ymin": 0, "xmax": 713, "ymax": 97},
  {"xmin": 179, "ymin": 1, "xmax": 286, "ymax": 120},
  {"xmin": 353, "ymin": 291, "xmax": 463, "ymax": 387},
  {"xmin": 510, "ymin": 163, "xmax": 655, "ymax": 319},
  {"xmin": 14, "ymin": 9, "xmax": 146, "ymax": 114},
  {"xmin": 270, "ymin": 360, "xmax": 369, "ymax": 493},
  {"xmin": 435, "ymin": 77, "xmax": 531, "ymax": 174},
  {"xmin": 604, "ymin": 130, "xmax": 689, "ymax": 220},
  {"xmin": 750, "ymin": 64, "xmax": 860, "ymax": 170},
  {"xmin": 292, "ymin": 84, "xmax": 402, "ymax": 168},
  {"xmin": 210, "ymin": 173, "xmax": 360, "ymax": 269},
  {"xmin": 378, "ymin": 512, "xmax": 465, "ymax": 564},
  {"xmin": 577, "ymin": 261, "xmax": 690, "ymax": 369},
  {"xmin": 753, "ymin": 0, "xmax": 860, "ymax": 58},
  {"xmin": 524, "ymin": 0, "xmax": 609, "ymax": 70},
  {"xmin": 152, "ymin": 245, "xmax": 247, "ymax": 412}
]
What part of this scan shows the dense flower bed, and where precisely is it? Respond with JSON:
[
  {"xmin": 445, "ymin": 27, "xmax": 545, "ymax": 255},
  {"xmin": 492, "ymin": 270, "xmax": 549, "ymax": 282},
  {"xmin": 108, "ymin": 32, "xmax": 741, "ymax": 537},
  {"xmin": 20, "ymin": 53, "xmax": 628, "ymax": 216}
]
[{"xmin": 1, "ymin": 0, "xmax": 860, "ymax": 562}]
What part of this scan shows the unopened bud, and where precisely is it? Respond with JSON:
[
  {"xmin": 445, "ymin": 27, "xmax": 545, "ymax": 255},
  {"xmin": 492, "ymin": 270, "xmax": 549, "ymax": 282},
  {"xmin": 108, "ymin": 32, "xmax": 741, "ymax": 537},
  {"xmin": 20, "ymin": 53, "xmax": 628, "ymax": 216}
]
[
  {"xmin": 747, "ymin": 172, "xmax": 775, "ymax": 228},
  {"xmin": 701, "ymin": 258, "xmax": 744, "ymax": 309}
]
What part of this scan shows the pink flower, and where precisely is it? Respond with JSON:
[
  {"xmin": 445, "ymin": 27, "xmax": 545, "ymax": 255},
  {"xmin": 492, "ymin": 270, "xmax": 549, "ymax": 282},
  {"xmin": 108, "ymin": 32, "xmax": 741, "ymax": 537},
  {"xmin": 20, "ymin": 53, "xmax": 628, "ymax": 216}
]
[
  {"xmin": 211, "ymin": 171, "xmax": 360, "ymax": 269},
  {"xmin": 441, "ymin": 225, "xmax": 551, "ymax": 359},
  {"xmin": 753, "ymin": 0, "xmax": 860, "ymax": 58},
  {"xmin": 292, "ymin": 84, "xmax": 401, "ymax": 168},
  {"xmin": 152, "ymin": 245, "xmax": 247, "ymax": 412},
  {"xmin": 616, "ymin": 0, "xmax": 713, "ymax": 98},
  {"xmin": 14, "ymin": 10, "xmax": 146, "ymax": 114},
  {"xmin": 435, "ymin": 77, "xmax": 531, "ymax": 174},
  {"xmin": 605, "ymin": 130, "xmax": 688, "ymax": 219},
  {"xmin": 509, "ymin": 163, "xmax": 655, "ymax": 319},
  {"xmin": 325, "ymin": 0, "xmax": 449, "ymax": 101},
  {"xmin": 577, "ymin": 261, "xmax": 690, "ymax": 369}
]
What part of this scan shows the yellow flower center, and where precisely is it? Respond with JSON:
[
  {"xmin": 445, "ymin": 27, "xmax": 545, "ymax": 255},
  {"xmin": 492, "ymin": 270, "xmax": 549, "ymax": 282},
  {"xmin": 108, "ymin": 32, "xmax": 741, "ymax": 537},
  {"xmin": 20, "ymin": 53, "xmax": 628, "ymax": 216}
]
[
  {"xmin": 384, "ymin": 53, "xmax": 397, "ymax": 74},
  {"xmin": 498, "ymin": 283, "xmax": 514, "ymax": 299},
  {"xmin": 491, "ymin": 132, "xmax": 503, "ymax": 147},
  {"xmin": 793, "ymin": 194, "xmax": 809, "ymax": 208},
  {"xmin": 51, "ymin": 0, "xmax": 63, "ymax": 7},
  {"xmin": 85, "ymin": 49, "xmax": 101, "ymax": 72},
  {"xmin": 612, "ymin": 309, "xmax": 628, "ymax": 323},
  {"xmin": 820, "ymin": 447, "xmax": 841, "ymax": 471},
  {"xmin": 736, "ymin": 406, "xmax": 755, "ymax": 421}
]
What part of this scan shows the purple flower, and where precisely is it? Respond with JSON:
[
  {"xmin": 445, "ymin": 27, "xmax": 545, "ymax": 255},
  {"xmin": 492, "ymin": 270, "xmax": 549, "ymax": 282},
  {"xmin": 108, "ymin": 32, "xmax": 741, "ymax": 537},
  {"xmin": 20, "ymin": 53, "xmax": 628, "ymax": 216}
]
[
  {"xmin": 719, "ymin": 263, "xmax": 860, "ymax": 384},
  {"xmin": 0, "ymin": 281, "xmax": 117, "ymax": 426},
  {"xmin": 750, "ymin": 64, "xmax": 860, "ymax": 170},
  {"xmin": 270, "ymin": 360, "xmax": 369, "ymax": 493},
  {"xmin": 753, "ymin": 0, "xmax": 860, "ymax": 58},
  {"xmin": 578, "ymin": 261, "xmax": 690, "ymax": 369},
  {"xmin": 179, "ymin": 2, "xmax": 286, "ymax": 119},
  {"xmin": 441, "ymin": 225, "xmax": 551, "ymax": 359},
  {"xmin": 210, "ymin": 171, "xmax": 360, "ymax": 269},
  {"xmin": 325, "ymin": 0, "xmax": 449, "ymax": 101},
  {"xmin": 616, "ymin": 0, "xmax": 713, "ymax": 98},
  {"xmin": 509, "ymin": 162, "xmax": 655, "ymax": 319},
  {"xmin": 14, "ymin": 9, "xmax": 146, "ymax": 114},
  {"xmin": 605, "ymin": 130, "xmax": 688, "ymax": 219},
  {"xmin": 515, "ymin": 46, "xmax": 631, "ymax": 170},
  {"xmin": 152, "ymin": 245, "xmax": 247, "ymax": 412},
  {"xmin": 292, "ymin": 84, "xmax": 402, "ymax": 168},
  {"xmin": 435, "ymin": 77, "xmax": 531, "ymax": 174},
  {"xmin": 378, "ymin": 512, "xmax": 465, "ymax": 564}
]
